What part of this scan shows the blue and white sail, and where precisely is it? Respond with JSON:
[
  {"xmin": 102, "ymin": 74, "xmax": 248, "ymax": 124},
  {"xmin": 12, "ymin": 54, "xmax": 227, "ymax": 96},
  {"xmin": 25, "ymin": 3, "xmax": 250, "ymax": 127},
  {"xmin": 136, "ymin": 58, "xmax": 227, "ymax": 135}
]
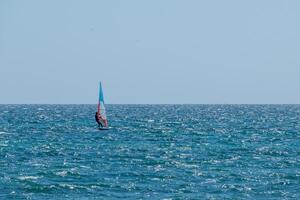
[{"xmin": 97, "ymin": 81, "xmax": 108, "ymax": 127}]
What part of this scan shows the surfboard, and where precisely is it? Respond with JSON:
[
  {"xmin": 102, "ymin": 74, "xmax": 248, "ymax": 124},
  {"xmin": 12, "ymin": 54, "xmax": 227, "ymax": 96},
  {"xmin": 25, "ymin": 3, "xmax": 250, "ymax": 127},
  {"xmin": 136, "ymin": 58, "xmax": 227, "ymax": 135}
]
[{"xmin": 98, "ymin": 127, "xmax": 109, "ymax": 130}]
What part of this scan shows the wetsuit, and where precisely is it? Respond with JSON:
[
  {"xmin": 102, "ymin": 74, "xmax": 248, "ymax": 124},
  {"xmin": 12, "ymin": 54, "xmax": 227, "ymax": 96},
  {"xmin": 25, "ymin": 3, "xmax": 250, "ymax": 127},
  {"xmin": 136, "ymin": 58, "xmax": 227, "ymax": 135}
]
[{"xmin": 95, "ymin": 112, "xmax": 102, "ymax": 127}]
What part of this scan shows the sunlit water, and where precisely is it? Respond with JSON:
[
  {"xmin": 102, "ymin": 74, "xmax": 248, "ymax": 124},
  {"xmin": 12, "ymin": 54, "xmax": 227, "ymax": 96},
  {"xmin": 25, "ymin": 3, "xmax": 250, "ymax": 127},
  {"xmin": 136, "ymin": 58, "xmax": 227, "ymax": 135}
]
[{"xmin": 0, "ymin": 105, "xmax": 299, "ymax": 199}]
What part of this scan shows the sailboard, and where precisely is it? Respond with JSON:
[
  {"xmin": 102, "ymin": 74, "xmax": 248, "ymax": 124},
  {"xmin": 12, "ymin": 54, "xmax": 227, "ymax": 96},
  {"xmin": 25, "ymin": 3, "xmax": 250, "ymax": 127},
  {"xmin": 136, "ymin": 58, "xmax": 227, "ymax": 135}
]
[{"xmin": 97, "ymin": 81, "xmax": 109, "ymax": 130}]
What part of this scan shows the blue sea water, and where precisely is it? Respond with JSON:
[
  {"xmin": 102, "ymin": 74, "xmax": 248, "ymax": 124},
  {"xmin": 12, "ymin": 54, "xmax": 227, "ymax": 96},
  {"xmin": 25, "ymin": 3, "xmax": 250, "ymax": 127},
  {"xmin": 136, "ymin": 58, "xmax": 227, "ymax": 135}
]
[{"xmin": 0, "ymin": 104, "xmax": 299, "ymax": 199}]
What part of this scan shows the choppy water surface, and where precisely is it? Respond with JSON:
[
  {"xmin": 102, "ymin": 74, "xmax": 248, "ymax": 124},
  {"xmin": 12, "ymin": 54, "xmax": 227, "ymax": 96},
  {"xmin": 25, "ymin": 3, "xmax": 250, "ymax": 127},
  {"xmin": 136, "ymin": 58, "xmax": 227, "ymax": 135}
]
[{"xmin": 0, "ymin": 105, "xmax": 299, "ymax": 199}]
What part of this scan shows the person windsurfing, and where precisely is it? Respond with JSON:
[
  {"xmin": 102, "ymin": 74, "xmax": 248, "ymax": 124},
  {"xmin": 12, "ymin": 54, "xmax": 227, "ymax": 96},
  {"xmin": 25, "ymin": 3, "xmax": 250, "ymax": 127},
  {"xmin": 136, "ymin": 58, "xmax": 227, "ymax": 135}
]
[
  {"xmin": 96, "ymin": 82, "xmax": 109, "ymax": 129},
  {"xmin": 95, "ymin": 111, "xmax": 104, "ymax": 127}
]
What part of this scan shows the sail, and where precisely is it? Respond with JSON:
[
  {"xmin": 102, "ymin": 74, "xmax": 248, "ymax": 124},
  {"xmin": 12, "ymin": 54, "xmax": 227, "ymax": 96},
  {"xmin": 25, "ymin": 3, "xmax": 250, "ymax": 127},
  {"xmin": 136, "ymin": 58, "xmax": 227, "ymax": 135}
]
[{"xmin": 97, "ymin": 82, "xmax": 108, "ymax": 126}]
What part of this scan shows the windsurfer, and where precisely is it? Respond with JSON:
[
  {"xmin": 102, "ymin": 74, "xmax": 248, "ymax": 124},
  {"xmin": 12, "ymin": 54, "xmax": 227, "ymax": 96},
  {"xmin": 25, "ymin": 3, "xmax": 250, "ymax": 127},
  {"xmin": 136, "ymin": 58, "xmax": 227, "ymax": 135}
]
[{"xmin": 95, "ymin": 112, "xmax": 105, "ymax": 127}]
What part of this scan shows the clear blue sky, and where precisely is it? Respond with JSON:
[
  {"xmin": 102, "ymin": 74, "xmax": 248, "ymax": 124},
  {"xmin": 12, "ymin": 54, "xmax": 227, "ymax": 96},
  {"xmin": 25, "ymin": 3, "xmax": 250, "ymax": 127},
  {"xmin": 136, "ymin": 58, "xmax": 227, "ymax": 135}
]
[{"xmin": 1, "ymin": 0, "xmax": 299, "ymax": 104}]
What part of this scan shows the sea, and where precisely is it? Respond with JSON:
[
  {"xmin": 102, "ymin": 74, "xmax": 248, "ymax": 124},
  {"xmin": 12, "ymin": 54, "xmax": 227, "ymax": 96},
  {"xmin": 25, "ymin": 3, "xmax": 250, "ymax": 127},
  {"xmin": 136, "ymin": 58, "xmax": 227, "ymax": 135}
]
[{"xmin": 0, "ymin": 104, "xmax": 299, "ymax": 199}]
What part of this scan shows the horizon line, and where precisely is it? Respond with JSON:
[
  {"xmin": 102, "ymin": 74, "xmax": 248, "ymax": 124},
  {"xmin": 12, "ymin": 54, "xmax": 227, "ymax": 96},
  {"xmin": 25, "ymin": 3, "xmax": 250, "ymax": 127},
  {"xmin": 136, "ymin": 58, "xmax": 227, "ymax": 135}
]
[{"xmin": 0, "ymin": 103, "xmax": 300, "ymax": 105}]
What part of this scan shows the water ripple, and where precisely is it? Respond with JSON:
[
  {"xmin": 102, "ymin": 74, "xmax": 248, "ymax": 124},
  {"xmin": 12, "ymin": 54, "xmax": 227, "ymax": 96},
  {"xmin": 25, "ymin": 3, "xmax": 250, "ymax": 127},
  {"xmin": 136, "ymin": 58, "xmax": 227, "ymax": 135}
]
[{"xmin": 0, "ymin": 105, "xmax": 299, "ymax": 199}]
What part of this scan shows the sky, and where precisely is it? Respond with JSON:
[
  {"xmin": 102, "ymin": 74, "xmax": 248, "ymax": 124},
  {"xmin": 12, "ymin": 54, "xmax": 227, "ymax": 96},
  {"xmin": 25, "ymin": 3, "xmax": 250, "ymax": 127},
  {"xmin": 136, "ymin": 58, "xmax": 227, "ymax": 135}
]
[{"xmin": 0, "ymin": 0, "xmax": 300, "ymax": 104}]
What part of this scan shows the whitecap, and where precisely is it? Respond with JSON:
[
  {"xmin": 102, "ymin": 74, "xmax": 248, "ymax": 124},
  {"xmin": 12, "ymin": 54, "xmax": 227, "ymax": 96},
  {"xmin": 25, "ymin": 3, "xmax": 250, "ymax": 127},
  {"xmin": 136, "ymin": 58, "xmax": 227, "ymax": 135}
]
[
  {"xmin": 60, "ymin": 184, "xmax": 76, "ymax": 190},
  {"xmin": 56, "ymin": 171, "xmax": 68, "ymax": 177},
  {"xmin": 18, "ymin": 176, "xmax": 40, "ymax": 180},
  {"xmin": 79, "ymin": 165, "xmax": 91, "ymax": 169},
  {"xmin": 203, "ymin": 179, "xmax": 217, "ymax": 184},
  {"xmin": 64, "ymin": 184, "xmax": 74, "ymax": 189},
  {"xmin": 193, "ymin": 171, "xmax": 203, "ymax": 176},
  {"xmin": 154, "ymin": 165, "xmax": 164, "ymax": 172}
]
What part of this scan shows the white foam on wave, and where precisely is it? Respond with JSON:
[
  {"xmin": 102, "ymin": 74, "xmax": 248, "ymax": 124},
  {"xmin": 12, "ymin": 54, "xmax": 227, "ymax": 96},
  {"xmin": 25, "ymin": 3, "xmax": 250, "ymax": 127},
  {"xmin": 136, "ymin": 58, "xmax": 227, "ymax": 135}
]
[
  {"xmin": 79, "ymin": 165, "xmax": 91, "ymax": 169},
  {"xmin": 203, "ymin": 178, "xmax": 217, "ymax": 184},
  {"xmin": 18, "ymin": 176, "xmax": 40, "ymax": 180},
  {"xmin": 60, "ymin": 184, "xmax": 75, "ymax": 190},
  {"xmin": 56, "ymin": 171, "xmax": 68, "ymax": 177},
  {"xmin": 60, "ymin": 184, "xmax": 88, "ymax": 190}
]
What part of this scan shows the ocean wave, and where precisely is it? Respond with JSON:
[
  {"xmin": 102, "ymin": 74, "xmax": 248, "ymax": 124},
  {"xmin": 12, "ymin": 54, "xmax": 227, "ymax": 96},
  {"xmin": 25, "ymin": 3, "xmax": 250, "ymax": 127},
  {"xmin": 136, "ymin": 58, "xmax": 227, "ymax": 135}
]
[
  {"xmin": 18, "ymin": 176, "xmax": 40, "ymax": 181},
  {"xmin": 0, "ymin": 104, "xmax": 299, "ymax": 199}
]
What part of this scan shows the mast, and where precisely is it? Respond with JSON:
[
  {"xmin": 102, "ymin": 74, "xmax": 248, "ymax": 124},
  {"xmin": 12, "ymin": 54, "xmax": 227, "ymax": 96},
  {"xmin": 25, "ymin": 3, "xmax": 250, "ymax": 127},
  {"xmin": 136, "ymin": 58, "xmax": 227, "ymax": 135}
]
[{"xmin": 97, "ymin": 82, "xmax": 101, "ymax": 114}]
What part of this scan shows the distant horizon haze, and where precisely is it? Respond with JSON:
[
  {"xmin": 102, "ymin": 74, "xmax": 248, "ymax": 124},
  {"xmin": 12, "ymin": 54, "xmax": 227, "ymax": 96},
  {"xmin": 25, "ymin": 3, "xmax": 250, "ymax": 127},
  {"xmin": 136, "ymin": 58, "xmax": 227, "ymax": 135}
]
[{"xmin": 1, "ymin": 0, "xmax": 300, "ymax": 104}]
